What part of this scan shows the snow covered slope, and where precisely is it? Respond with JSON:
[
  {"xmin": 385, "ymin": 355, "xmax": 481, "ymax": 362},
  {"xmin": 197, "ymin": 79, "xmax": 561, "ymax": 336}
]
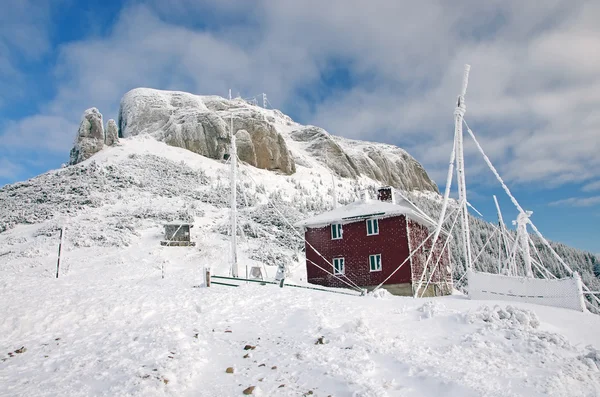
[
  {"xmin": 1, "ymin": 134, "xmax": 600, "ymax": 396},
  {"xmin": 1, "ymin": 240, "xmax": 599, "ymax": 396}
]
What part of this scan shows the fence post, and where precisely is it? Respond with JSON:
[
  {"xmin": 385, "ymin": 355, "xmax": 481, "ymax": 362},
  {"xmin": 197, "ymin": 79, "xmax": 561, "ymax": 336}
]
[
  {"xmin": 205, "ymin": 268, "xmax": 211, "ymax": 287},
  {"xmin": 279, "ymin": 278, "xmax": 285, "ymax": 288},
  {"xmin": 56, "ymin": 226, "xmax": 65, "ymax": 279}
]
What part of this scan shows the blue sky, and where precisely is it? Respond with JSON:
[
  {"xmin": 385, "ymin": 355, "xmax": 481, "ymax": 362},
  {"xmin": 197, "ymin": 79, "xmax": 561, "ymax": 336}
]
[{"xmin": 1, "ymin": 0, "xmax": 599, "ymax": 253}]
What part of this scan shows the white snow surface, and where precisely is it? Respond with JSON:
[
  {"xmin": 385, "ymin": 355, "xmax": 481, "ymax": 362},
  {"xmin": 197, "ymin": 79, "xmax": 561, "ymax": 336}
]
[
  {"xmin": 1, "ymin": 255, "xmax": 599, "ymax": 397},
  {"xmin": 1, "ymin": 137, "xmax": 600, "ymax": 396}
]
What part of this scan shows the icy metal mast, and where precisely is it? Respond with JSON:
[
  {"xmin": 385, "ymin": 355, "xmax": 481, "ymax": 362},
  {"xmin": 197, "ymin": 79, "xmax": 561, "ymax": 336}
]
[
  {"xmin": 515, "ymin": 211, "xmax": 534, "ymax": 277},
  {"xmin": 262, "ymin": 93, "xmax": 268, "ymax": 108},
  {"xmin": 229, "ymin": 96, "xmax": 238, "ymax": 278},
  {"xmin": 327, "ymin": 148, "xmax": 337, "ymax": 209},
  {"xmin": 454, "ymin": 64, "xmax": 473, "ymax": 270},
  {"xmin": 412, "ymin": 65, "xmax": 471, "ymax": 297}
]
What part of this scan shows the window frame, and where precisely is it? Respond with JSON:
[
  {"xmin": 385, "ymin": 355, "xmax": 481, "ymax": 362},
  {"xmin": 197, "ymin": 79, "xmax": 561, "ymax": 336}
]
[
  {"xmin": 366, "ymin": 218, "xmax": 379, "ymax": 236},
  {"xmin": 333, "ymin": 257, "xmax": 345, "ymax": 275},
  {"xmin": 369, "ymin": 254, "xmax": 382, "ymax": 272},
  {"xmin": 331, "ymin": 223, "xmax": 343, "ymax": 240}
]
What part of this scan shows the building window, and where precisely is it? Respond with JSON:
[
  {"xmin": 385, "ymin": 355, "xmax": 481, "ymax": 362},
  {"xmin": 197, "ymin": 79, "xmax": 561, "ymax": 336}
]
[
  {"xmin": 333, "ymin": 257, "xmax": 345, "ymax": 274},
  {"xmin": 366, "ymin": 219, "xmax": 379, "ymax": 236},
  {"xmin": 331, "ymin": 223, "xmax": 343, "ymax": 240},
  {"xmin": 369, "ymin": 254, "xmax": 382, "ymax": 272}
]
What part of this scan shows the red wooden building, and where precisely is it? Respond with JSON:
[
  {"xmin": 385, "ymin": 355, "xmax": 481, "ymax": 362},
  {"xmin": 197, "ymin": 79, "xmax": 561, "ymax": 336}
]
[{"xmin": 295, "ymin": 187, "xmax": 453, "ymax": 296}]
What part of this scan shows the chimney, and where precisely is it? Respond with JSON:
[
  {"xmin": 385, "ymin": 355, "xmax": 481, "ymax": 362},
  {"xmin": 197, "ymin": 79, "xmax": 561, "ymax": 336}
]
[{"xmin": 377, "ymin": 186, "xmax": 395, "ymax": 204}]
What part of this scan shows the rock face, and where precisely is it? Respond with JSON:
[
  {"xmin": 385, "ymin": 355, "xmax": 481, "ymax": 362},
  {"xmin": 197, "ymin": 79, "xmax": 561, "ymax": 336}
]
[
  {"xmin": 71, "ymin": 87, "xmax": 436, "ymax": 191},
  {"xmin": 289, "ymin": 126, "xmax": 438, "ymax": 192},
  {"xmin": 339, "ymin": 137, "xmax": 438, "ymax": 192},
  {"xmin": 69, "ymin": 108, "xmax": 105, "ymax": 165},
  {"xmin": 227, "ymin": 110, "xmax": 294, "ymax": 174},
  {"xmin": 105, "ymin": 119, "xmax": 119, "ymax": 146},
  {"xmin": 290, "ymin": 126, "xmax": 358, "ymax": 178},
  {"xmin": 118, "ymin": 88, "xmax": 295, "ymax": 174}
]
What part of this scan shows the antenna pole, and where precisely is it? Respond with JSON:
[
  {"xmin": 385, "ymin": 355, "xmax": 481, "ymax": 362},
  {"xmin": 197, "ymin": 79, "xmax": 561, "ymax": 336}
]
[
  {"xmin": 516, "ymin": 211, "xmax": 533, "ymax": 277},
  {"xmin": 327, "ymin": 148, "xmax": 337, "ymax": 208},
  {"xmin": 454, "ymin": 64, "xmax": 473, "ymax": 270},
  {"xmin": 493, "ymin": 195, "xmax": 512, "ymax": 274},
  {"xmin": 262, "ymin": 93, "xmax": 267, "ymax": 108},
  {"xmin": 230, "ymin": 101, "xmax": 238, "ymax": 278}
]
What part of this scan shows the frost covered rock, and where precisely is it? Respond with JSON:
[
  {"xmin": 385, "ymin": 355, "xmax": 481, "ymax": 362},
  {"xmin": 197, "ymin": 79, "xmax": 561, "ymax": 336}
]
[
  {"xmin": 69, "ymin": 108, "xmax": 105, "ymax": 165},
  {"xmin": 118, "ymin": 88, "xmax": 295, "ymax": 174},
  {"xmin": 227, "ymin": 111, "xmax": 294, "ymax": 174},
  {"xmin": 105, "ymin": 119, "xmax": 119, "ymax": 146},
  {"xmin": 290, "ymin": 126, "xmax": 359, "ymax": 178},
  {"xmin": 235, "ymin": 130, "xmax": 257, "ymax": 167},
  {"xmin": 290, "ymin": 126, "xmax": 438, "ymax": 192}
]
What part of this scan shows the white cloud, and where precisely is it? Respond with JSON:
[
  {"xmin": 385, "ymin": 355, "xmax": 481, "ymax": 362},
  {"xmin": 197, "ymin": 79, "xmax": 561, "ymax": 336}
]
[
  {"xmin": 583, "ymin": 181, "xmax": 600, "ymax": 192},
  {"xmin": 0, "ymin": 158, "xmax": 22, "ymax": 180},
  {"xmin": 0, "ymin": 0, "xmax": 57, "ymax": 104},
  {"xmin": 549, "ymin": 196, "xmax": 600, "ymax": 207},
  {"xmin": 2, "ymin": 0, "xmax": 600, "ymax": 192},
  {"xmin": 1, "ymin": 115, "xmax": 78, "ymax": 153}
]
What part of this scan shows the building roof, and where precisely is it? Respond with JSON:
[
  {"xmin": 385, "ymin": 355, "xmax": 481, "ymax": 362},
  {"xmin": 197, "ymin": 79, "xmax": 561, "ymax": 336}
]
[{"xmin": 294, "ymin": 198, "xmax": 436, "ymax": 229}]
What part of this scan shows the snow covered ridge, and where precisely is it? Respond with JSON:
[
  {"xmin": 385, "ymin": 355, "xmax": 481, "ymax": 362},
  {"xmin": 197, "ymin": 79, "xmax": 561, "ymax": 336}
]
[{"xmin": 88, "ymin": 87, "xmax": 438, "ymax": 192}]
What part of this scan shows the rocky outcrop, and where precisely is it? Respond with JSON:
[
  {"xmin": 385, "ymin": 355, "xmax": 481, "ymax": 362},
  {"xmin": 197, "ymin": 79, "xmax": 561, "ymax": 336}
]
[
  {"xmin": 105, "ymin": 119, "xmax": 119, "ymax": 146},
  {"xmin": 118, "ymin": 88, "xmax": 295, "ymax": 174},
  {"xmin": 289, "ymin": 126, "xmax": 438, "ymax": 192},
  {"xmin": 72, "ymin": 87, "xmax": 436, "ymax": 191},
  {"xmin": 225, "ymin": 110, "xmax": 295, "ymax": 174},
  {"xmin": 348, "ymin": 143, "xmax": 437, "ymax": 192},
  {"xmin": 235, "ymin": 130, "xmax": 257, "ymax": 167},
  {"xmin": 69, "ymin": 108, "xmax": 105, "ymax": 165},
  {"xmin": 290, "ymin": 126, "xmax": 359, "ymax": 178}
]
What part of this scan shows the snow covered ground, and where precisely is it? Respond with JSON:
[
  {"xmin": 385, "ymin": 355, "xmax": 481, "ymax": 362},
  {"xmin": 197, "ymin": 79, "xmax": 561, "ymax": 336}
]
[
  {"xmin": 1, "ymin": 135, "xmax": 599, "ymax": 396},
  {"xmin": 1, "ymin": 229, "xmax": 599, "ymax": 397}
]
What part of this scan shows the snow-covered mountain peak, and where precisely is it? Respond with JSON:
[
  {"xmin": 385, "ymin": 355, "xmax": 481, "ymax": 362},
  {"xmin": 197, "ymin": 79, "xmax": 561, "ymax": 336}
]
[{"xmin": 107, "ymin": 87, "xmax": 439, "ymax": 191}]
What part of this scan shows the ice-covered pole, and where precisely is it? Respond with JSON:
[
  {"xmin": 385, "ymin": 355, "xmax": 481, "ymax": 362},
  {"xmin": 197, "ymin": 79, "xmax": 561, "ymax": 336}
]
[
  {"xmin": 516, "ymin": 211, "xmax": 534, "ymax": 277},
  {"xmin": 327, "ymin": 148, "xmax": 337, "ymax": 209},
  {"xmin": 455, "ymin": 64, "xmax": 473, "ymax": 271},
  {"xmin": 493, "ymin": 195, "xmax": 512, "ymax": 273},
  {"xmin": 230, "ymin": 110, "xmax": 238, "ymax": 278},
  {"xmin": 413, "ymin": 64, "xmax": 470, "ymax": 297}
]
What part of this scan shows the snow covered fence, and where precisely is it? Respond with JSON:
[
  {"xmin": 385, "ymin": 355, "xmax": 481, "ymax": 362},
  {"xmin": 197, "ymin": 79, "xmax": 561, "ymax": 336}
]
[
  {"xmin": 210, "ymin": 275, "xmax": 361, "ymax": 296},
  {"xmin": 467, "ymin": 270, "xmax": 586, "ymax": 312}
]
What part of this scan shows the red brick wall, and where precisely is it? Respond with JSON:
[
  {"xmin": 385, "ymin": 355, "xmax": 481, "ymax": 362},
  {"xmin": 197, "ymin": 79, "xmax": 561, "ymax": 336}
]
[
  {"xmin": 304, "ymin": 215, "xmax": 411, "ymax": 289},
  {"xmin": 407, "ymin": 220, "xmax": 452, "ymax": 287}
]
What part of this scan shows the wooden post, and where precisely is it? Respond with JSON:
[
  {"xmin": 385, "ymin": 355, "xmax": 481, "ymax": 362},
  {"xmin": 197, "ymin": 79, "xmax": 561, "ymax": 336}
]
[
  {"xmin": 205, "ymin": 268, "xmax": 211, "ymax": 287},
  {"xmin": 56, "ymin": 227, "xmax": 65, "ymax": 279}
]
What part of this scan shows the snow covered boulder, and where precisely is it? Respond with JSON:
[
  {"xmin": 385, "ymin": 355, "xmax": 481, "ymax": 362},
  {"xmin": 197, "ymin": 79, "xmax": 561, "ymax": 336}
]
[
  {"xmin": 229, "ymin": 112, "xmax": 295, "ymax": 174},
  {"xmin": 235, "ymin": 129, "xmax": 257, "ymax": 167},
  {"xmin": 105, "ymin": 119, "xmax": 119, "ymax": 146},
  {"xmin": 346, "ymin": 143, "xmax": 438, "ymax": 192},
  {"xmin": 290, "ymin": 126, "xmax": 359, "ymax": 178},
  {"xmin": 117, "ymin": 88, "xmax": 295, "ymax": 174},
  {"xmin": 69, "ymin": 108, "xmax": 105, "ymax": 165},
  {"xmin": 290, "ymin": 126, "xmax": 439, "ymax": 192}
]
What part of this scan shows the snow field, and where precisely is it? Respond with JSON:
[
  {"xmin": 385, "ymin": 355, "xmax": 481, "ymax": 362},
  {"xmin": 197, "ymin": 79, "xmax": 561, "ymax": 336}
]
[
  {"xmin": 1, "ymin": 133, "xmax": 599, "ymax": 396},
  {"xmin": 2, "ymin": 238, "xmax": 599, "ymax": 397}
]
